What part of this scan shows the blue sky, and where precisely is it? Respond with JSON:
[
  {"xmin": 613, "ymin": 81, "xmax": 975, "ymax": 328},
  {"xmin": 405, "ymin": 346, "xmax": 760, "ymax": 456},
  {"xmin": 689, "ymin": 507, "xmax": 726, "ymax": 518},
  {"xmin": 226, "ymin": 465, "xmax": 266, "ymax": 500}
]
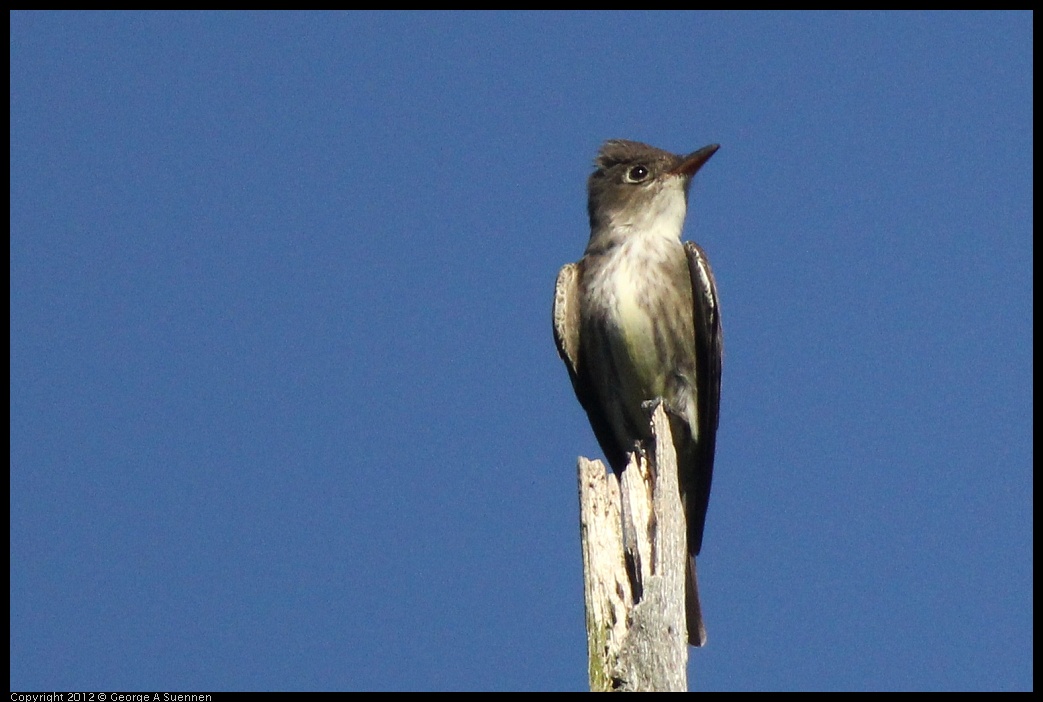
[{"xmin": 10, "ymin": 11, "xmax": 1032, "ymax": 692}]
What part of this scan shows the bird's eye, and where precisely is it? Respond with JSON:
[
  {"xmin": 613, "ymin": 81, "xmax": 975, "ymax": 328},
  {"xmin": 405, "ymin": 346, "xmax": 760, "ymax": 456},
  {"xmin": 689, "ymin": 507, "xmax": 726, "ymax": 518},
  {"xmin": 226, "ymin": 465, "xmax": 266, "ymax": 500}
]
[{"xmin": 625, "ymin": 165, "xmax": 649, "ymax": 183}]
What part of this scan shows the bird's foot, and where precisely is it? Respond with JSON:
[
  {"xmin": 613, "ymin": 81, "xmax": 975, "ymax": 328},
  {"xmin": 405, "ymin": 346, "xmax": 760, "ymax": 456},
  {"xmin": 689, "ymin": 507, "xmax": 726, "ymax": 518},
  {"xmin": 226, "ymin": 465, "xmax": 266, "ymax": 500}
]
[{"xmin": 641, "ymin": 397, "xmax": 665, "ymax": 415}]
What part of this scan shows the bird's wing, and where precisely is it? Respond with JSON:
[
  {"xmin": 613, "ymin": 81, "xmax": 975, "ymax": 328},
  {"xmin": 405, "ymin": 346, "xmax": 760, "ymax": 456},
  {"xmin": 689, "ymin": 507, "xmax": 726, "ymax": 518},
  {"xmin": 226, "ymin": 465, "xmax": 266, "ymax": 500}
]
[
  {"xmin": 552, "ymin": 263, "xmax": 582, "ymax": 384},
  {"xmin": 553, "ymin": 262, "xmax": 627, "ymax": 471},
  {"xmin": 684, "ymin": 241, "xmax": 723, "ymax": 555}
]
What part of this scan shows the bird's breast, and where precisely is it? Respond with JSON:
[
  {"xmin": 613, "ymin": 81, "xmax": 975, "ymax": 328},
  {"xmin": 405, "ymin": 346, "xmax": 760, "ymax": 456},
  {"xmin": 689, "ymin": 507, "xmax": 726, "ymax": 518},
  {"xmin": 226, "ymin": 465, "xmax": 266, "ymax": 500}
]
[{"xmin": 584, "ymin": 236, "xmax": 692, "ymax": 396}]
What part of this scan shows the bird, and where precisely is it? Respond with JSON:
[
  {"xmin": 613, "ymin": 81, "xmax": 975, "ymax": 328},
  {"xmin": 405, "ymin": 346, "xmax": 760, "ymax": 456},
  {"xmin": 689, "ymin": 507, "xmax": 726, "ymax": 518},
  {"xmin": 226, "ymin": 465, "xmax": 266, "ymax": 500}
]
[{"xmin": 552, "ymin": 139, "xmax": 722, "ymax": 646}]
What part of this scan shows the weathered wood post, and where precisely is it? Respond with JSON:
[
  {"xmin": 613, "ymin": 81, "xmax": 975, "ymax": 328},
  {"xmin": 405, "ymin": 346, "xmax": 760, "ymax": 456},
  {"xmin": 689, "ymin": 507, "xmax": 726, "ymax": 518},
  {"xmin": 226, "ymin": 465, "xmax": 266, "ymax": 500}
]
[{"xmin": 577, "ymin": 403, "xmax": 689, "ymax": 691}]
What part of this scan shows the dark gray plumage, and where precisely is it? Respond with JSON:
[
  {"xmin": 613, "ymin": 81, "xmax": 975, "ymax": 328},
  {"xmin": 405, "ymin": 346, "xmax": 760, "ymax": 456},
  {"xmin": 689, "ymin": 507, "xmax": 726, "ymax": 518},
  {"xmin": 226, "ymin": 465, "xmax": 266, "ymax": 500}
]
[{"xmin": 553, "ymin": 139, "xmax": 722, "ymax": 646}]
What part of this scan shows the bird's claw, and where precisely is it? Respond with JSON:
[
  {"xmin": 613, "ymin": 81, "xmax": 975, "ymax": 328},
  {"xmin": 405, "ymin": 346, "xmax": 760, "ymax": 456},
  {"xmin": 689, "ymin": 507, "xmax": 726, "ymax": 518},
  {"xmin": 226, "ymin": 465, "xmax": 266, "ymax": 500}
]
[{"xmin": 641, "ymin": 397, "xmax": 665, "ymax": 414}]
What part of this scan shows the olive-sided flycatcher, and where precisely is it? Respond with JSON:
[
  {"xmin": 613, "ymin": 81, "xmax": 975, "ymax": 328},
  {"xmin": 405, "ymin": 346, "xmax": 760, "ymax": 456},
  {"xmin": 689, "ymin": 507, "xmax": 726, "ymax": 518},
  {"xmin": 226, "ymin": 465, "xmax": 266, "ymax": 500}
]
[{"xmin": 552, "ymin": 139, "xmax": 722, "ymax": 647}]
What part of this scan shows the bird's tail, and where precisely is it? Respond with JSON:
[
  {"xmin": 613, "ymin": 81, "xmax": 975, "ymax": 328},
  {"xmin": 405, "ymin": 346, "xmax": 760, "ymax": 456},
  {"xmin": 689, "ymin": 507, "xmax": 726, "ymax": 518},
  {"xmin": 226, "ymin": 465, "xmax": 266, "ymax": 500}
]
[{"xmin": 686, "ymin": 555, "xmax": 707, "ymax": 646}]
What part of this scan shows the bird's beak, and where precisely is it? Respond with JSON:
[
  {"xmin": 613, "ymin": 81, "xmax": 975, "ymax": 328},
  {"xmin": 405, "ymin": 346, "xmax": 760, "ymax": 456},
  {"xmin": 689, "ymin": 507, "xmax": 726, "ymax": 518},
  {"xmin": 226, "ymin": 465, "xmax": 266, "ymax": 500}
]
[{"xmin": 671, "ymin": 144, "xmax": 720, "ymax": 177}]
